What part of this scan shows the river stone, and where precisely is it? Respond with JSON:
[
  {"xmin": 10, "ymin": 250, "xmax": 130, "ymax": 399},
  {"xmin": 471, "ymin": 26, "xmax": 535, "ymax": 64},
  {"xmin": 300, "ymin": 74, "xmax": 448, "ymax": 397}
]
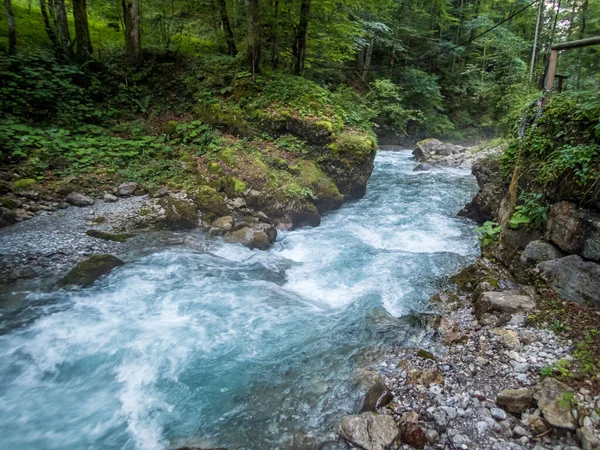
[
  {"xmin": 402, "ymin": 422, "xmax": 427, "ymax": 449},
  {"xmin": 577, "ymin": 426, "xmax": 600, "ymax": 450},
  {"xmin": 0, "ymin": 207, "xmax": 16, "ymax": 227},
  {"xmin": 103, "ymin": 193, "xmax": 118, "ymax": 203},
  {"xmin": 360, "ymin": 381, "xmax": 393, "ymax": 413},
  {"xmin": 521, "ymin": 240, "xmax": 563, "ymax": 265},
  {"xmin": 497, "ymin": 388, "xmax": 533, "ymax": 413},
  {"xmin": 413, "ymin": 138, "xmax": 467, "ymax": 162},
  {"xmin": 212, "ymin": 216, "xmax": 234, "ymax": 231},
  {"xmin": 66, "ymin": 191, "xmax": 95, "ymax": 207},
  {"xmin": 474, "ymin": 291, "xmax": 536, "ymax": 318},
  {"xmin": 117, "ymin": 182, "xmax": 138, "ymax": 197},
  {"xmin": 57, "ymin": 254, "xmax": 124, "ymax": 288},
  {"xmin": 546, "ymin": 201, "xmax": 600, "ymax": 262},
  {"xmin": 413, "ymin": 163, "xmax": 434, "ymax": 172},
  {"xmin": 534, "ymin": 377, "xmax": 577, "ymax": 430},
  {"xmin": 159, "ymin": 197, "xmax": 199, "ymax": 230},
  {"xmin": 537, "ymin": 255, "xmax": 600, "ymax": 307},
  {"xmin": 338, "ymin": 412, "xmax": 399, "ymax": 450},
  {"xmin": 224, "ymin": 227, "xmax": 271, "ymax": 250}
]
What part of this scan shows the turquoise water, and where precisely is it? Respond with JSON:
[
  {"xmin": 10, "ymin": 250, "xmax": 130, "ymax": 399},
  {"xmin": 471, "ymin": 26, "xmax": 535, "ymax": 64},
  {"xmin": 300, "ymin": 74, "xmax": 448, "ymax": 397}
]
[{"xmin": 0, "ymin": 150, "xmax": 479, "ymax": 449}]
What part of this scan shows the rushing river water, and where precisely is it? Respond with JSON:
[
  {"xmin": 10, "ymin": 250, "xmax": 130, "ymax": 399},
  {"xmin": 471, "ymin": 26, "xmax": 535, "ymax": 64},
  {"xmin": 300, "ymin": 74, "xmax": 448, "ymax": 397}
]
[{"xmin": 0, "ymin": 149, "xmax": 479, "ymax": 450}]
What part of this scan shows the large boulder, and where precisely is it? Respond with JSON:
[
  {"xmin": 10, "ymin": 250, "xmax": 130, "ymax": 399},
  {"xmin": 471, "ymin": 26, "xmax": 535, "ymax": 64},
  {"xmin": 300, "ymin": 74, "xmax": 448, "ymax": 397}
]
[
  {"xmin": 474, "ymin": 291, "xmax": 536, "ymax": 318},
  {"xmin": 360, "ymin": 381, "xmax": 393, "ymax": 413},
  {"xmin": 412, "ymin": 139, "xmax": 467, "ymax": 162},
  {"xmin": 66, "ymin": 191, "xmax": 95, "ymax": 207},
  {"xmin": 338, "ymin": 412, "xmax": 399, "ymax": 450},
  {"xmin": 458, "ymin": 156, "xmax": 507, "ymax": 224},
  {"xmin": 520, "ymin": 240, "xmax": 564, "ymax": 265},
  {"xmin": 537, "ymin": 255, "xmax": 600, "ymax": 307},
  {"xmin": 57, "ymin": 254, "xmax": 124, "ymax": 288},
  {"xmin": 159, "ymin": 197, "xmax": 199, "ymax": 230},
  {"xmin": 533, "ymin": 378, "xmax": 577, "ymax": 430},
  {"xmin": 545, "ymin": 202, "xmax": 600, "ymax": 262}
]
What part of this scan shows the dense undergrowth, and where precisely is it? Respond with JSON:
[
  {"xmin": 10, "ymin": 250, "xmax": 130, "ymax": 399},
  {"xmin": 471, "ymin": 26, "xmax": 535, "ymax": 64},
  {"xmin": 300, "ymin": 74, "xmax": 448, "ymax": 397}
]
[{"xmin": 0, "ymin": 52, "xmax": 381, "ymax": 222}]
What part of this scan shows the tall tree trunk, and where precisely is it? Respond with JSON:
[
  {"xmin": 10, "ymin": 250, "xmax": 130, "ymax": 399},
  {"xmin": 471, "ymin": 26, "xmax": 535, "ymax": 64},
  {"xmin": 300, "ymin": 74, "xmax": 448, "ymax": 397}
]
[
  {"xmin": 292, "ymin": 0, "xmax": 310, "ymax": 75},
  {"xmin": 270, "ymin": 0, "xmax": 279, "ymax": 68},
  {"xmin": 72, "ymin": 0, "xmax": 92, "ymax": 62},
  {"xmin": 40, "ymin": 0, "xmax": 58, "ymax": 49},
  {"xmin": 529, "ymin": 0, "xmax": 544, "ymax": 82},
  {"xmin": 54, "ymin": 0, "xmax": 74, "ymax": 60},
  {"xmin": 216, "ymin": 0, "xmax": 237, "ymax": 56},
  {"xmin": 576, "ymin": 0, "xmax": 588, "ymax": 89},
  {"xmin": 122, "ymin": 0, "xmax": 141, "ymax": 65},
  {"xmin": 4, "ymin": 0, "xmax": 16, "ymax": 55},
  {"xmin": 247, "ymin": 0, "xmax": 261, "ymax": 75}
]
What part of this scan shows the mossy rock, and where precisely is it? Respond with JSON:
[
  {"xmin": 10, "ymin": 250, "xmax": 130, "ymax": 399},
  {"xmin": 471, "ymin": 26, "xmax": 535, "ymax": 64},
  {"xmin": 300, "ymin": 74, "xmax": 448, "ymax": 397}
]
[
  {"xmin": 57, "ymin": 254, "xmax": 124, "ymax": 288},
  {"xmin": 416, "ymin": 349, "xmax": 436, "ymax": 361},
  {"xmin": 159, "ymin": 197, "xmax": 199, "ymax": 230},
  {"xmin": 0, "ymin": 197, "xmax": 19, "ymax": 210},
  {"xmin": 191, "ymin": 186, "xmax": 229, "ymax": 221},
  {"xmin": 12, "ymin": 178, "xmax": 37, "ymax": 190},
  {"xmin": 86, "ymin": 230, "xmax": 133, "ymax": 242},
  {"xmin": 163, "ymin": 120, "xmax": 179, "ymax": 136}
]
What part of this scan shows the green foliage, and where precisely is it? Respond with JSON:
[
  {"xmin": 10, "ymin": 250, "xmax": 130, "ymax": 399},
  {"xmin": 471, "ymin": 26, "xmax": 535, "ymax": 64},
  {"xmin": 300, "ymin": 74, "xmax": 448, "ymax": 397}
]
[
  {"xmin": 365, "ymin": 79, "xmax": 421, "ymax": 135},
  {"xmin": 539, "ymin": 359, "xmax": 575, "ymax": 380},
  {"xmin": 474, "ymin": 221, "xmax": 501, "ymax": 246},
  {"xmin": 509, "ymin": 192, "xmax": 548, "ymax": 230}
]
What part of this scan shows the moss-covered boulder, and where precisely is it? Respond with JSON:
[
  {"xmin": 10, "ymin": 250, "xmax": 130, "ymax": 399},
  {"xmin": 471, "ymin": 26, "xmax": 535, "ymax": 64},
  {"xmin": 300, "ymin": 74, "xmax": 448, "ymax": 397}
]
[
  {"xmin": 0, "ymin": 207, "xmax": 17, "ymax": 227},
  {"xmin": 320, "ymin": 129, "xmax": 377, "ymax": 199},
  {"xmin": 190, "ymin": 186, "xmax": 230, "ymax": 222},
  {"xmin": 57, "ymin": 254, "xmax": 124, "ymax": 288},
  {"xmin": 159, "ymin": 197, "xmax": 199, "ymax": 230}
]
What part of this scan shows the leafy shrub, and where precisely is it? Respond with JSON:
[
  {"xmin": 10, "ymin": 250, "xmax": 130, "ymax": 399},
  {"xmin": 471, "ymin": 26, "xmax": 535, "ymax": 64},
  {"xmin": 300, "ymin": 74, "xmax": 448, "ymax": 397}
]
[
  {"xmin": 509, "ymin": 192, "xmax": 548, "ymax": 229},
  {"xmin": 474, "ymin": 221, "xmax": 502, "ymax": 246},
  {"xmin": 365, "ymin": 79, "xmax": 421, "ymax": 135}
]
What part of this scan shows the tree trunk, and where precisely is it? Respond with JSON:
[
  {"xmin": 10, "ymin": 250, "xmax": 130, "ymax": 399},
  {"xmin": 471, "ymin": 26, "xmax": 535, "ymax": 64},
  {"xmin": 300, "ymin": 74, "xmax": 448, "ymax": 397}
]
[
  {"xmin": 4, "ymin": 0, "xmax": 16, "ymax": 55},
  {"xmin": 40, "ymin": 0, "xmax": 58, "ymax": 49},
  {"xmin": 247, "ymin": 0, "xmax": 261, "ymax": 75},
  {"xmin": 53, "ymin": 0, "xmax": 74, "ymax": 60},
  {"xmin": 270, "ymin": 0, "xmax": 279, "ymax": 68},
  {"xmin": 216, "ymin": 0, "xmax": 237, "ymax": 56},
  {"xmin": 122, "ymin": 0, "xmax": 142, "ymax": 65},
  {"xmin": 72, "ymin": 0, "xmax": 92, "ymax": 62},
  {"xmin": 576, "ymin": 0, "xmax": 588, "ymax": 89},
  {"xmin": 292, "ymin": 0, "xmax": 310, "ymax": 75}
]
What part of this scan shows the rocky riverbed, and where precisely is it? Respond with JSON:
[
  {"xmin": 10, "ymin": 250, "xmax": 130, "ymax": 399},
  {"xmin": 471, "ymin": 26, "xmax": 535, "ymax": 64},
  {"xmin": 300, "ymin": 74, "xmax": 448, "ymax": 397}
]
[{"xmin": 337, "ymin": 258, "xmax": 600, "ymax": 450}]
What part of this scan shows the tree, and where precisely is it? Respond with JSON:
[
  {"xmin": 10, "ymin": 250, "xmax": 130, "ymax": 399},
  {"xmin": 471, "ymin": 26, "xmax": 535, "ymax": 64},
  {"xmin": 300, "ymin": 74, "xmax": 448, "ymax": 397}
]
[
  {"xmin": 54, "ymin": 0, "xmax": 74, "ymax": 60},
  {"xmin": 216, "ymin": 0, "xmax": 237, "ymax": 56},
  {"xmin": 247, "ymin": 0, "xmax": 261, "ymax": 74},
  {"xmin": 122, "ymin": 0, "xmax": 142, "ymax": 65},
  {"xmin": 4, "ymin": 0, "xmax": 16, "ymax": 55},
  {"xmin": 72, "ymin": 0, "xmax": 93, "ymax": 62},
  {"xmin": 292, "ymin": 0, "xmax": 310, "ymax": 75}
]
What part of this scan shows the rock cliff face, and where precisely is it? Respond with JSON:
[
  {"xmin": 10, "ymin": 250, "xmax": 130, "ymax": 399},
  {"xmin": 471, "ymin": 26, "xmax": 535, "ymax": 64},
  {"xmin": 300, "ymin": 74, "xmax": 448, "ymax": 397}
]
[{"xmin": 463, "ymin": 155, "xmax": 600, "ymax": 307}]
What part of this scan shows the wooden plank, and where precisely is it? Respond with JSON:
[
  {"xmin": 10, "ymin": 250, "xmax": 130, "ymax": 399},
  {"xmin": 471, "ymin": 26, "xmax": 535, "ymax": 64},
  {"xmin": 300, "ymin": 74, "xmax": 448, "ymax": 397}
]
[
  {"xmin": 552, "ymin": 36, "xmax": 600, "ymax": 51},
  {"xmin": 544, "ymin": 49, "xmax": 559, "ymax": 101}
]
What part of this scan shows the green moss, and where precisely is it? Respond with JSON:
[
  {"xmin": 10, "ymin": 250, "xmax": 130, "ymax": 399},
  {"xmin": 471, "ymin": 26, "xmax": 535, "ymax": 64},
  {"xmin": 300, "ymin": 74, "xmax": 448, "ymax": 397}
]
[
  {"xmin": 57, "ymin": 254, "xmax": 124, "ymax": 288},
  {"xmin": 86, "ymin": 230, "xmax": 133, "ymax": 242},
  {"xmin": 328, "ymin": 129, "xmax": 377, "ymax": 162},
  {"xmin": 12, "ymin": 178, "xmax": 36, "ymax": 190},
  {"xmin": 208, "ymin": 162, "xmax": 222, "ymax": 174},
  {"xmin": 163, "ymin": 121, "xmax": 179, "ymax": 136},
  {"xmin": 139, "ymin": 208, "xmax": 151, "ymax": 216},
  {"xmin": 233, "ymin": 178, "xmax": 247, "ymax": 194},
  {"xmin": 0, "ymin": 197, "xmax": 19, "ymax": 209},
  {"xmin": 315, "ymin": 120, "xmax": 333, "ymax": 133},
  {"xmin": 293, "ymin": 160, "xmax": 341, "ymax": 201},
  {"xmin": 192, "ymin": 185, "xmax": 229, "ymax": 219}
]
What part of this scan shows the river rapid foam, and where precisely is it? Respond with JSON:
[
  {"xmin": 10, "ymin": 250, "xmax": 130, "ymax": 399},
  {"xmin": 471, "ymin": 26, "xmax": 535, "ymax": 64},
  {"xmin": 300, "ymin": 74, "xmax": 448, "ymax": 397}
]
[{"xmin": 0, "ymin": 149, "xmax": 479, "ymax": 449}]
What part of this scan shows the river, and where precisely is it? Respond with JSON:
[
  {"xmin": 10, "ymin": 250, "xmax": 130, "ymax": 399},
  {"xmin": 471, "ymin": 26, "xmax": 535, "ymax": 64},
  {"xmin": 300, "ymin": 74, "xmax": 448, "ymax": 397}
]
[{"xmin": 0, "ymin": 149, "xmax": 479, "ymax": 450}]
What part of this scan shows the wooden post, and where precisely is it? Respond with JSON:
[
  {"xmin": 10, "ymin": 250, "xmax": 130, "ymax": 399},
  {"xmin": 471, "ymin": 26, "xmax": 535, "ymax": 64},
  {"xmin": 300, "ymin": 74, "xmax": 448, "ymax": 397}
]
[
  {"xmin": 543, "ymin": 36, "xmax": 600, "ymax": 102},
  {"xmin": 545, "ymin": 49, "xmax": 559, "ymax": 95}
]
